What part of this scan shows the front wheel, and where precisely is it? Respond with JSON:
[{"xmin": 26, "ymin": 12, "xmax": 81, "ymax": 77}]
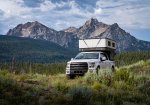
[
  {"xmin": 96, "ymin": 66, "xmax": 100, "ymax": 75},
  {"xmin": 66, "ymin": 74, "xmax": 75, "ymax": 79},
  {"xmin": 111, "ymin": 66, "xmax": 115, "ymax": 72}
]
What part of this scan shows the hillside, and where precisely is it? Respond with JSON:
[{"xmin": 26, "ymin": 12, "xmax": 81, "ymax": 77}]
[
  {"xmin": 0, "ymin": 35, "xmax": 76, "ymax": 63},
  {"xmin": 6, "ymin": 18, "xmax": 150, "ymax": 52},
  {"xmin": 0, "ymin": 59, "xmax": 150, "ymax": 105}
]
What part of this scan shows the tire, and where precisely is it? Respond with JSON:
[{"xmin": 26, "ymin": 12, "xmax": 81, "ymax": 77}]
[
  {"xmin": 96, "ymin": 66, "xmax": 100, "ymax": 75},
  {"xmin": 66, "ymin": 74, "xmax": 75, "ymax": 79},
  {"xmin": 112, "ymin": 66, "xmax": 115, "ymax": 72}
]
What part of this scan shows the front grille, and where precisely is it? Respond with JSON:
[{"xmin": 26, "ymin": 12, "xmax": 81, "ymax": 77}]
[{"xmin": 70, "ymin": 62, "xmax": 88, "ymax": 74}]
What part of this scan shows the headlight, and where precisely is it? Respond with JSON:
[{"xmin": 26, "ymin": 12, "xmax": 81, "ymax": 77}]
[
  {"xmin": 66, "ymin": 62, "xmax": 70, "ymax": 68},
  {"xmin": 89, "ymin": 62, "xmax": 95, "ymax": 68}
]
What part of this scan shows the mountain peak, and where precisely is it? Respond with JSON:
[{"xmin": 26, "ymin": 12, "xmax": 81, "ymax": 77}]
[
  {"xmin": 63, "ymin": 27, "xmax": 77, "ymax": 33},
  {"xmin": 7, "ymin": 21, "xmax": 54, "ymax": 37},
  {"xmin": 21, "ymin": 21, "xmax": 45, "ymax": 27},
  {"xmin": 108, "ymin": 23, "xmax": 120, "ymax": 31},
  {"xmin": 34, "ymin": 21, "xmax": 39, "ymax": 23},
  {"xmin": 90, "ymin": 18, "xmax": 99, "ymax": 22},
  {"xmin": 85, "ymin": 18, "xmax": 99, "ymax": 26},
  {"xmin": 112, "ymin": 23, "xmax": 119, "ymax": 27},
  {"xmin": 32, "ymin": 21, "xmax": 41, "ymax": 25},
  {"xmin": 77, "ymin": 18, "xmax": 109, "ymax": 38}
]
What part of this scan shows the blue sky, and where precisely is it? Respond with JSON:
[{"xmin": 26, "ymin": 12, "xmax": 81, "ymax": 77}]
[{"xmin": 0, "ymin": 0, "xmax": 150, "ymax": 41}]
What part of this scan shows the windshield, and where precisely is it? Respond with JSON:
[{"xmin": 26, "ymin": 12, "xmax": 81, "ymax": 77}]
[{"xmin": 75, "ymin": 52, "xmax": 99, "ymax": 59}]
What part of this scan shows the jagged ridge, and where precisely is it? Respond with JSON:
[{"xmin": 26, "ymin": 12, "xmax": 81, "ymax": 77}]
[
  {"xmin": 6, "ymin": 18, "xmax": 150, "ymax": 52},
  {"xmin": 7, "ymin": 21, "xmax": 78, "ymax": 48}
]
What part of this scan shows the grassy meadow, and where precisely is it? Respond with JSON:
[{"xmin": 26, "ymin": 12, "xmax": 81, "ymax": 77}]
[{"xmin": 0, "ymin": 59, "xmax": 150, "ymax": 105}]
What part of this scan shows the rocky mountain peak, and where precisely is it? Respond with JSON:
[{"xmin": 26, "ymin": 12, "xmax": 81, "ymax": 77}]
[
  {"xmin": 31, "ymin": 21, "xmax": 45, "ymax": 27},
  {"xmin": 85, "ymin": 18, "xmax": 99, "ymax": 26},
  {"xmin": 33, "ymin": 21, "xmax": 40, "ymax": 24},
  {"xmin": 108, "ymin": 23, "xmax": 128, "ymax": 36},
  {"xmin": 16, "ymin": 24, "xmax": 23, "ymax": 27},
  {"xmin": 7, "ymin": 21, "xmax": 55, "ymax": 38},
  {"xmin": 63, "ymin": 27, "xmax": 77, "ymax": 33},
  {"xmin": 110, "ymin": 23, "xmax": 119, "ymax": 29},
  {"xmin": 76, "ymin": 18, "xmax": 109, "ymax": 38},
  {"xmin": 22, "ymin": 22, "xmax": 32, "ymax": 28},
  {"xmin": 98, "ymin": 22, "xmax": 128, "ymax": 39},
  {"xmin": 24, "ymin": 21, "xmax": 49, "ymax": 29},
  {"xmin": 112, "ymin": 23, "xmax": 119, "ymax": 26}
]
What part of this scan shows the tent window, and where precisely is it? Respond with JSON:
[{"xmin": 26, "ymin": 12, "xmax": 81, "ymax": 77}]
[
  {"xmin": 112, "ymin": 43, "xmax": 115, "ymax": 47},
  {"xmin": 108, "ymin": 41, "xmax": 111, "ymax": 46}
]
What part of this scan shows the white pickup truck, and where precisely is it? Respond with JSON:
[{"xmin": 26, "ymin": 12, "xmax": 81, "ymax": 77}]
[
  {"xmin": 66, "ymin": 38, "xmax": 116, "ymax": 78},
  {"xmin": 66, "ymin": 52, "xmax": 115, "ymax": 78}
]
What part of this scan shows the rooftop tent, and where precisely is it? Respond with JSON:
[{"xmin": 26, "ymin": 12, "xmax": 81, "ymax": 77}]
[{"xmin": 79, "ymin": 38, "xmax": 116, "ymax": 60}]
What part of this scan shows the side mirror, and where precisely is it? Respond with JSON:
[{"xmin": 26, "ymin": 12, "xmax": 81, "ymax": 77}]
[{"xmin": 101, "ymin": 57, "xmax": 106, "ymax": 61}]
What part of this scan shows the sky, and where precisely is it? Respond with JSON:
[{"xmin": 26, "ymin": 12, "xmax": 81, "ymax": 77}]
[{"xmin": 0, "ymin": 0, "xmax": 150, "ymax": 41}]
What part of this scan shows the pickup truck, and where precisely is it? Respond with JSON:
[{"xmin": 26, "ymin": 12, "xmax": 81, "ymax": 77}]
[{"xmin": 66, "ymin": 51, "xmax": 115, "ymax": 78}]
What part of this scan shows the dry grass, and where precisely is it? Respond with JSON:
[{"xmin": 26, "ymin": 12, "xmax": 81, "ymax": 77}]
[{"xmin": 0, "ymin": 59, "xmax": 150, "ymax": 105}]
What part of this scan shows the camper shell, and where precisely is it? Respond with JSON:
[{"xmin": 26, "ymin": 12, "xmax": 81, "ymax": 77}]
[{"xmin": 79, "ymin": 38, "xmax": 116, "ymax": 60}]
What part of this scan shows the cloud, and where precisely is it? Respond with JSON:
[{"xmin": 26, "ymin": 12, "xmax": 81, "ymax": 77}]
[
  {"xmin": 40, "ymin": 0, "xmax": 56, "ymax": 11},
  {"xmin": 0, "ymin": 0, "xmax": 150, "ymax": 35},
  {"xmin": 94, "ymin": 0, "xmax": 150, "ymax": 29},
  {"xmin": 96, "ymin": 0, "xmax": 124, "ymax": 9},
  {"xmin": 0, "ymin": 0, "xmax": 31, "ymax": 18},
  {"xmin": 94, "ymin": 7, "xmax": 102, "ymax": 16}
]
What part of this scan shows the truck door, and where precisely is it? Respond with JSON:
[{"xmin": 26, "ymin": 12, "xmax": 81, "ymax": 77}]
[{"xmin": 100, "ymin": 53, "xmax": 110, "ymax": 69}]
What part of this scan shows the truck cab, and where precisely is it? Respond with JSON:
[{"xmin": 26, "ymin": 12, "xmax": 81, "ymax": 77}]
[{"xmin": 66, "ymin": 38, "xmax": 116, "ymax": 78}]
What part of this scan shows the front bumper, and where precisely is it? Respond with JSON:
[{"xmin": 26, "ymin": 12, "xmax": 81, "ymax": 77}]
[
  {"xmin": 66, "ymin": 68, "xmax": 87, "ymax": 75},
  {"xmin": 88, "ymin": 68, "xmax": 96, "ymax": 73},
  {"xmin": 66, "ymin": 68, "xmax": 96, "ymax": 75}
]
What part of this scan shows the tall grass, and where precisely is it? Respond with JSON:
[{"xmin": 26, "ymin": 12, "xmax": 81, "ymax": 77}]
[
  {"xmin": 0, "ymin": 60, "xmax": 150, "ymax": 105},
  {"xmin": 115, "ymin": 51, "xmax": 150, "ymax": 66},
  {"xmin": 0, "ymin": 62, "xmax": 66, "ymax": 75}
]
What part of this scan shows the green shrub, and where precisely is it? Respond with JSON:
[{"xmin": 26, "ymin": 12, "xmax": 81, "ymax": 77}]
[
  {"xmin": 122, "ymin": 91, "xmax": 147, "ymax": 104},
  {"xmin": 84, "ymin": 70, "xmax": 113, "ymax": 86},
  {"xmin": 138, "ymin": 83, "xmax": 150, "ymax": 95},
  {"xmin": 113, "ymin": 81, "xmax": 132, "ymax": 90},
  {"xmin": 114, "ymin": 69, "xmax": 130, "ymax": 82},
  {"xmin": 0, "ymin": 70, "xmax": 9, "ymax": 76},
  {"xmin": 55, "ymin": 82, "xmax": 69, "ymax": 93},
  {"xmin": 19, "ymin": 74, "xmax": 33, "ymax": 81},
  {"xmin": 93, "ymin": 88, "xmax": 123, "ymax": 105},
  {"xmin": 135, "ymin": 76, "xmax": 150, "ymax": 86},
  {"xmin": 67, "ymin": 86, "xmax": 93, "ymax": 105},
  {"xmin": 92, "ymin": 82, "xmax": 102, "ymax": 91},
  {"xmin": 84, "ymin": 73, "xmax": 97, "ymax": 85},
  {"xmin": 99, "ymin": 73, "xmax": 112, "ymax": 86}
]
